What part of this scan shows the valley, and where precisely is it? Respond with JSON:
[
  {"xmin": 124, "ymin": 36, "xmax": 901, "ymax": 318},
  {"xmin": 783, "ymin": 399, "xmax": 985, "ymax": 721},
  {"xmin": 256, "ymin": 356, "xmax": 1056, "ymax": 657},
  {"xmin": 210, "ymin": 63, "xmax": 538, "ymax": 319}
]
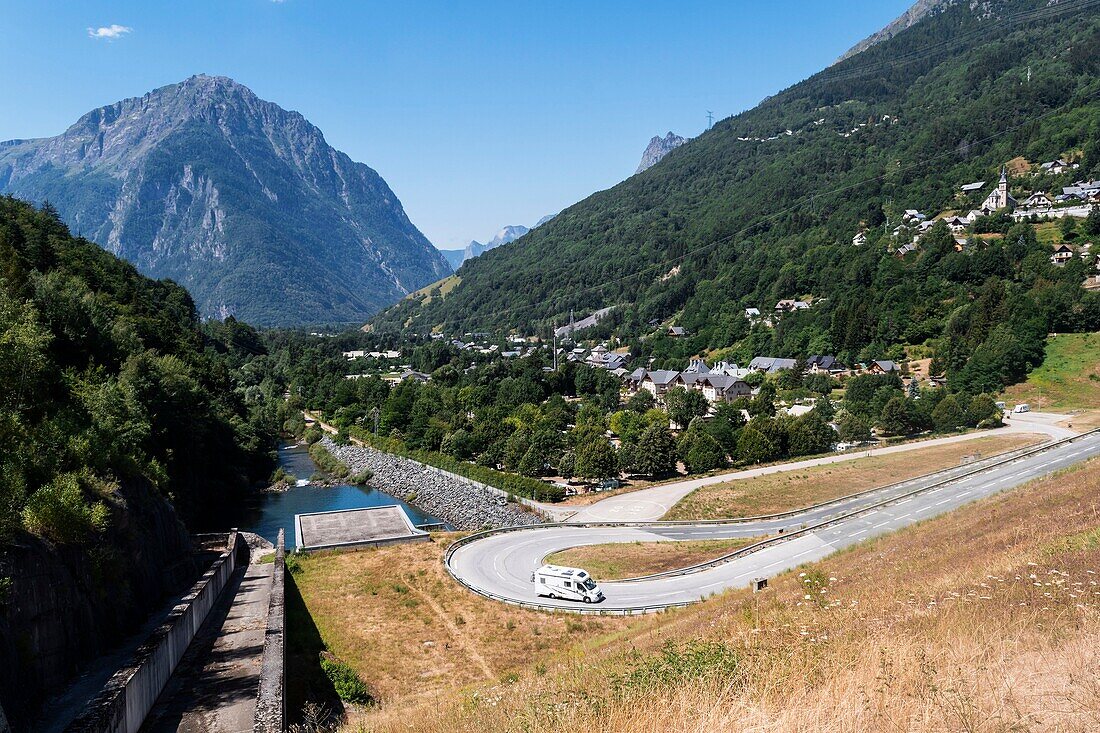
[{"xmin": 2, "ymin": 1, "xmax": 1100, "ymax": 731}]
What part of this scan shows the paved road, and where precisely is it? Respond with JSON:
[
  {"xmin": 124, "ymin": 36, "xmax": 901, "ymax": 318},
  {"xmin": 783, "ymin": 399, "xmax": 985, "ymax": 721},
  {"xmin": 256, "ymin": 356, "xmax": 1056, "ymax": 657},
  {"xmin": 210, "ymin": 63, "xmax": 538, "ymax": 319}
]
[
  {"xmin": 448, "ymin": 431, "xmax": 1100, "ymax": 612},
  {"xmin": 543, "ymin": 415, "xmax": 1073, "ymax": 523}
]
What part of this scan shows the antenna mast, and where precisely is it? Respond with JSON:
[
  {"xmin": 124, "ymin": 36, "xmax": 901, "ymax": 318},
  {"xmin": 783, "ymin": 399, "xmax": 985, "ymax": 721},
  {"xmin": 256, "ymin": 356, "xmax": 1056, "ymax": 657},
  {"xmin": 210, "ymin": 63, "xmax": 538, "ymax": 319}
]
[
  {"xmin": 552, "ymin": 325, "xmax": 558, "ymax": 371},
  {"xmin": 706, "ymin": 110, "xmax": 714, "ymax": 129}
]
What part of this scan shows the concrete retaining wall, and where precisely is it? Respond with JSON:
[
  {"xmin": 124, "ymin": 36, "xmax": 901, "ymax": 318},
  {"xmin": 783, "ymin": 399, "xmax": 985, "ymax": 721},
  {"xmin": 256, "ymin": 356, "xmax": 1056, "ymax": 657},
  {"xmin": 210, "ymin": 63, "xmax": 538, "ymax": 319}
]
[
  {"xmin": 65, "ymin": 532, "xmax": 249, "ymax": 733},
  {"xmin": 254, "ymin": 529, "xmax": 286, "ymax": 733}
]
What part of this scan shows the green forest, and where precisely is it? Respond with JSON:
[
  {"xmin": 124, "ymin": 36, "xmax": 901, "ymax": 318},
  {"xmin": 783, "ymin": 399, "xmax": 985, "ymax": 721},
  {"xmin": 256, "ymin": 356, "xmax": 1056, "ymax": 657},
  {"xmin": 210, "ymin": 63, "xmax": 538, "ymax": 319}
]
[
  {"xmin": 371, "ymin": 0, "xmax": 1100, "ymax": 394},
  {"xmin": 0, "ymin": 197, "xmax": 278, "ymax": 546},
  {"xmin": 258, "ymin": 333, "xmax": 1003, "ymax": 503}
]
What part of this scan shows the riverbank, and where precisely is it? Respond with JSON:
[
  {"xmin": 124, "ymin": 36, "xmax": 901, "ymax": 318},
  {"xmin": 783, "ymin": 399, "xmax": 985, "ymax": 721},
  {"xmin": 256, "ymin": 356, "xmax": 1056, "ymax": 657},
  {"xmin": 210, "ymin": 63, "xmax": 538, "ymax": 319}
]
[
  {"xmin": 320, "ymin": 438, "xmax": 545, "ymax": 530},
  {"xmin": 242, "ymin": 443, "xmax": 445, "ymax": 547}
]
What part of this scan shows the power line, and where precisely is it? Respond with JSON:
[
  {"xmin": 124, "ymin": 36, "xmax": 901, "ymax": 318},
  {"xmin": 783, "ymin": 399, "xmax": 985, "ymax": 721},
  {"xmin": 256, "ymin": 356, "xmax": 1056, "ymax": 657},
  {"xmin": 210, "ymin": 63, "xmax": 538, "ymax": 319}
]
[
  {"xmin": 415, "ymin": 0, "xmax": 1100, "ymax": 332},
  {"xmin": 333, "ymin": 0, "xmax": 1100, "ymax": 338},
  {"xmin": 425, "ymin": 83, "xmax": 1100, "ymax": 333}
]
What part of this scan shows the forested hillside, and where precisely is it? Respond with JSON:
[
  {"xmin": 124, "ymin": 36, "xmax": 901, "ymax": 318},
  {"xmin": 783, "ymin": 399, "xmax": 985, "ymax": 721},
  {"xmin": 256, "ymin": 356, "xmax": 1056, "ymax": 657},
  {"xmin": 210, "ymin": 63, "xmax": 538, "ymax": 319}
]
[
  {"xmin": 0, "ymin": 196, "xmax": 278, "ymax": 722},
  {"xmin": 0, "ymin": 197, "xmax": 276, "ymax": 533},
  {"xmin": 373, "ymin": 0, "xmax": 1100, "ymax": 391}
]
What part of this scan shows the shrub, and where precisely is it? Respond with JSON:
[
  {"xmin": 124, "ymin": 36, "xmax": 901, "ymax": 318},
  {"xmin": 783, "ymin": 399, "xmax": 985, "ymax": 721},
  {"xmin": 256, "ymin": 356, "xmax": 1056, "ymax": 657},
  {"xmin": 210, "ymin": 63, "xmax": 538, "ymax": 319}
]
[
  {"xmin": 308, "ymin": 442, "xmax": 350, "ymax": 479},
  {"xmin": 614, "ymin": 640, "xmax": 742, "ymax": 692},
  {"xmin": 319, "ymin": 654, "xmax": 373, "ymax": 705},
  {"xmin": 21, "ymin": 472, "xmax": 109, "ymax": 544},
  {"xmin": 348, "ymin": 469, "xmax": 372, "ymax": 485},
  {"xmin": 270, "ymin": 466, "xmax": 296, "ymax": 485}
]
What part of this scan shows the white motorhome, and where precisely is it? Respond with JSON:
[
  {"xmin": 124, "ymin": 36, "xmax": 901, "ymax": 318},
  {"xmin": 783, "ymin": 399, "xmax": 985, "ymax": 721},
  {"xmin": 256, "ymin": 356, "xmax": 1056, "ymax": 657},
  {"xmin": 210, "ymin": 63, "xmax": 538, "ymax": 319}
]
[
  {"xmin": 532, "ymin": 565, "xmax": 605, "ymax": 603},
  {"xmin": 1013, "ymin": 403, "xmax": 1031, "ymax": 414}
]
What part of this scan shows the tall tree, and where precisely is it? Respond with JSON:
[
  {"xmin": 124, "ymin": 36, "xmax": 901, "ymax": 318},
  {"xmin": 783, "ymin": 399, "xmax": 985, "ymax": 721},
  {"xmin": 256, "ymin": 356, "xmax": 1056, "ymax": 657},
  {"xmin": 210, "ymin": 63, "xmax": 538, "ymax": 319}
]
[
  {"xmin": 575, "ymin": 437, "xmax": 618, "ymax": 480},
  {"xmin": 633, "ymin": 424, "xmax": 677, "ymax": 477},
  {"xmin": 665, "ymin": 386, "xmax": 710, "ymax": 428}
]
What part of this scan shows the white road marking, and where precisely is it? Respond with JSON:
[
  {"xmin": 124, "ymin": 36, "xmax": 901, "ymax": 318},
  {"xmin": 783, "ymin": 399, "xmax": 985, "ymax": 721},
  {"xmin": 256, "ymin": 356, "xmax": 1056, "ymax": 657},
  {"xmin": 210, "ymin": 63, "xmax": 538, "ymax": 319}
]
[{"xmin": 450, "ymin": 431, "xmax": 1093, "ymax": 611}]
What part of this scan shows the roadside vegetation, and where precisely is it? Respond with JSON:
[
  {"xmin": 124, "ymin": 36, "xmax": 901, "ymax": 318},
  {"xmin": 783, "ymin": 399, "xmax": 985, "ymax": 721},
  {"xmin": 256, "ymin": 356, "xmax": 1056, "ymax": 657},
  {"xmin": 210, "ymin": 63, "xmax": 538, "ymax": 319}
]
[
  {"xmin": 338, "ymin": 456, "xmax": 1100, "ymax": 732},
  {"xmin": 664, "ymin": 432, "xmax": 1044, "ymax": 520},
  {"xmin": 546, "ymin": 538, "xmax": 757, "ymax": 580}
]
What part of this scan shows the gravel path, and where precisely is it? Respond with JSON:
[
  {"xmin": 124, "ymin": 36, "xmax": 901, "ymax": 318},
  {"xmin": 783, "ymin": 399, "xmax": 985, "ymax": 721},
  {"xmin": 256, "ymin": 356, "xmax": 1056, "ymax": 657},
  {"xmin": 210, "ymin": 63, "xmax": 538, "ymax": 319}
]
[{"xmin": 320, "ymin": 438, "xmax": 544, "ymax": 530}]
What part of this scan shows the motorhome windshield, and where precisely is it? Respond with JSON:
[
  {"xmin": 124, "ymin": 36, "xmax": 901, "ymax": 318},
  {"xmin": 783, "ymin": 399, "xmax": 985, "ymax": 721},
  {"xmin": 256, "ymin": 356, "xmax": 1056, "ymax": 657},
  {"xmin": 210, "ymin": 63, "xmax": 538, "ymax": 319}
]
[{"xmin": 583, "ymin": 578, "xmax": 597, "ymax": 590}]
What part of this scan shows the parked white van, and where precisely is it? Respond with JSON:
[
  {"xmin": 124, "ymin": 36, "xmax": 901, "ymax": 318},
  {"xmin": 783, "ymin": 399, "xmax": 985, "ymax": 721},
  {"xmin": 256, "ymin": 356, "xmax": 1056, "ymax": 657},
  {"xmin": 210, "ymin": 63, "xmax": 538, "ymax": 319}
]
[
  {"xmin": 532, "ymin": 565, "xmax": 605, "ymax": 603},
  {"xmin": 1013, "ymin": 403, "xmax": 1031, "ymax": 414}
]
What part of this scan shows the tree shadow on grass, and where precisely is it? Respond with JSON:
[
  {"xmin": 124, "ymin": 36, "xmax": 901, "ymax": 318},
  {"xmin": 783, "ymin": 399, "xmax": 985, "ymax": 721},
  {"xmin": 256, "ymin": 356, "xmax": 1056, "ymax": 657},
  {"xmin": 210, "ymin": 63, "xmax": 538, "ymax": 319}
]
[{"xmin": 286, "ymin": 571, "xmax": 345, "ymax": 726}]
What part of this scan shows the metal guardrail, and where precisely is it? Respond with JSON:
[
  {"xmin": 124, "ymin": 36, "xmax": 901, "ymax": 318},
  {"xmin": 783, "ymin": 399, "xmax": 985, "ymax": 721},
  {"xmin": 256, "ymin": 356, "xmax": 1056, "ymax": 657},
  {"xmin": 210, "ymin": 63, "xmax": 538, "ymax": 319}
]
[
  {"xmin": 443, "ymin": 428, "xmax": 1099, "ymax": 614},
  {"xmin": 444, "ymin": 433, "xmax": 1053, "ymax": 557}
]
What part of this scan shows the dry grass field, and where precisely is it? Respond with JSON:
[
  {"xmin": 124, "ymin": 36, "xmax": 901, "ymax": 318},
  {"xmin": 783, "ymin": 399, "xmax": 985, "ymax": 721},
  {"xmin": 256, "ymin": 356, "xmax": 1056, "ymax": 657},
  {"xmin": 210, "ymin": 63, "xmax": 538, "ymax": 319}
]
[
  {"xmin": 663, "ymin": 433, "xmax": 1043, "ymax": 520},
  {"xmin": 546, "ymin": 537, "xmax": 757, "ymax": 580},
  {"xmin": 289, "ymin": 536, "xmax": 636, "ymax": 713},
  {"xmin": 341, "ymin": 456, "xmax": 1100, "ymax": 732}
]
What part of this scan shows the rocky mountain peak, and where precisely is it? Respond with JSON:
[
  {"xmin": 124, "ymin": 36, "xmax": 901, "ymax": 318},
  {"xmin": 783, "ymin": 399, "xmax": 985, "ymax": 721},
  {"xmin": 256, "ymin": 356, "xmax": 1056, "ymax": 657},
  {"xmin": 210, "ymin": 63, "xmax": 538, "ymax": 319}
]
[
  {"xmin": 0, "ymin": 76, "xmax": 450, "ymax": 325},
  {"xmin": 464, "ymin": 224, "xmax": 530, "ymax": 261},
  {"xmin": 635, "ymin": 131, "xmax": 687, "ymax": 174}
]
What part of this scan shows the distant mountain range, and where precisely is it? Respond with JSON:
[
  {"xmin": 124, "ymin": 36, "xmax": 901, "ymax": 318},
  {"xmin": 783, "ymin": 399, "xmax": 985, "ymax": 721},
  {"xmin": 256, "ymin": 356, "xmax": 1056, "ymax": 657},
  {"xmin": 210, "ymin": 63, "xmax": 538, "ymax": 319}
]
[
  {"xmin": 440, "ymin": 215, "xmax": 557, "ymax": 268},
  {"xmin": 635, "ymin": 132, "xmax": 687, "ymax": 174},
  {"xmin": 0, "ymin": 74, "xmax": 451, "ymax": 325}
]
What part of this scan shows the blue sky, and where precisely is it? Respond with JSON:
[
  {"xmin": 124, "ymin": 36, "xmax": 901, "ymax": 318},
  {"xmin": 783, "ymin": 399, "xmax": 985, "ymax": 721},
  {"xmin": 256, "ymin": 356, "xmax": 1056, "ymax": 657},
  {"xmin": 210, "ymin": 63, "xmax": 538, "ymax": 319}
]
[{"xmin": 1, "ymin": 1, "xmax": 912, "ymax": 250}]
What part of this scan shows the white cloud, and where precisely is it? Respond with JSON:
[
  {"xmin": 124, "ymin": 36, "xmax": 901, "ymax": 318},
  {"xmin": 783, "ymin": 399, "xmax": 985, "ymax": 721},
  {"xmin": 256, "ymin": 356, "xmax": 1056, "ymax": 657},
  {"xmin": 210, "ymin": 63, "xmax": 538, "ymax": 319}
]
[{"xmin": 87, "ymin": 24, "xmax": 132, "ymax": 40}]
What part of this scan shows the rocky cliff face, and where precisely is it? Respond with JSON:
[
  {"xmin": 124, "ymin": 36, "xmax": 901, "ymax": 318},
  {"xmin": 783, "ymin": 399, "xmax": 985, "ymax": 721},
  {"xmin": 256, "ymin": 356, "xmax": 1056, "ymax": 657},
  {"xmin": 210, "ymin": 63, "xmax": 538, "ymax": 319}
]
[
  {"xmin": 0, "ymin": 75, "xmax": 451, "ymax": 325},
  {"xmin": 0, "ymin": 480, "xmax": 198, "ymax": 728},
  {"xmin": 635, "ymin": 132, "xmax": 687, "ymax": 174},
  {"xmin": 836, "ymin": 0, "xmax": 956, "ymax": 63}
]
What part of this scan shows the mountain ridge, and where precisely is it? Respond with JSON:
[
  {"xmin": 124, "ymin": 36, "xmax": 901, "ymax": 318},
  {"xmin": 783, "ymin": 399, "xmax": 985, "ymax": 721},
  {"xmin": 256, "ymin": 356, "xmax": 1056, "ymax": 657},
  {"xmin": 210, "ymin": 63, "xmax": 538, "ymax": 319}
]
[
  {"xmin": 368, "ymin": 0, "xmax": 1100, "ymax": 391},
  {"xmin": 464, "ymin": 224, "xmax": 530, "ymax": 260},
  {"xmin": 0, "ymin": 74, "xmax": 451, "ymax": 325},
  {"xmin": 440, "ymin": 214, "xmax": 558, "ymax": 269},
  {"xmin": 836, "ymin": 0, "xmax": 956, "ymax": 63}
]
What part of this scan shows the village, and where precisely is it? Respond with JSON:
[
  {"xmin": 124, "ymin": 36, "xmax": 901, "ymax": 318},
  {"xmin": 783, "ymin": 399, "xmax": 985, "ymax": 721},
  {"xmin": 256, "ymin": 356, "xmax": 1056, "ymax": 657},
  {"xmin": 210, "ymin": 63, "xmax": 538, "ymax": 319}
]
[
  {"xmin": 329, "ymin": 158, "xmax": 1100, "ymax": 456},
  {"xmin": 343, "ymin": 328, "xmax": 909, "ymax": 417},
  {"xmin": 853, "ymin": 158, "xmax": 1100, "ymax": 271}
]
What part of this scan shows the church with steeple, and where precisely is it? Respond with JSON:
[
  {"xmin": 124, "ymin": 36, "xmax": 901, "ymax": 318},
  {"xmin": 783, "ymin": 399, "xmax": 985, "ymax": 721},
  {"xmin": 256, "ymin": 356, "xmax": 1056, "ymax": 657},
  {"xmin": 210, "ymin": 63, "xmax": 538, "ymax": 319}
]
[{"xmin": 980, "ymin": 166, "xmax": 1016, "ymax": 213}]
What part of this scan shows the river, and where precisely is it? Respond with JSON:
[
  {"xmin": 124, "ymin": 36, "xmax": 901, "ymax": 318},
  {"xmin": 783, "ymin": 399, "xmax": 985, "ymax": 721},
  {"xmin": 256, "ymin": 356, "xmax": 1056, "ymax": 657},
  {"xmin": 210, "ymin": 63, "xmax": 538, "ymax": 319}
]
[{"xmin": 241, "ymin": 442, "xmax": 447, "ymax": 548}]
